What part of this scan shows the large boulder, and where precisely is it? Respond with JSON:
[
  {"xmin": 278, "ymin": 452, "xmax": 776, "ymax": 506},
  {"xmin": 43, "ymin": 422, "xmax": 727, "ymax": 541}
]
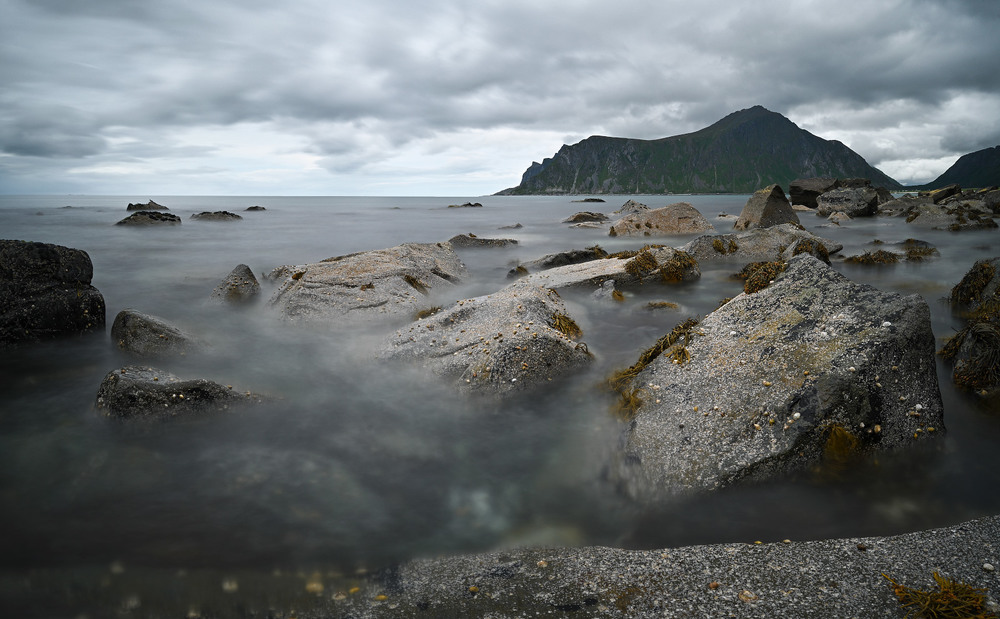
[
  {"xmin": 211, "ymin": 264, "xmax": 260, "ymax": 304},
  {"xmin": 508, "ymin": 246, "xmax": 608, "ymax": 278},
  {"xmin": 110, "ymin": 309, "xmax": 198, "ymax": 358},
  {"xmin": 681, "ymin": 223, "xmax": 842, "ymax": 263},
  {"xmin": 733, "ymin": 184, "xmax": 800, "ymax": 230},
  {"xmin": 126, "ymin": 200, "xmax": 168, "ymax": 210},
  {"xmin": 378, "ymin": 282, "xmax": 593, "ymax": 396},
  {"xmin": 115, "ymin": 211, "xmax": 181, "ymax": 225},
  {"xmin": 789, "ymin": 177, "xmax": 838, "ymax": 208},
  {"xmin": 562, "ymin": 211, "xmax": 608, "ymax": 224},
  {"xmin": 268, "ymin": 242, "xmax": 467, "ymax": 324},
  {"xmin": 447, "ymin": 234, "xmax": 518, "ymax": 248},
  {"xmin": 613, "ymin": 254, "xmax": 944, "ymax": 498},
  {"xmin": 878, "ymin": 194, "xmax": 933, "ymax": 217},
  {"xmin": 95, "ymin": 365, "xmax": 265, "ymax": 420},
  {"xmin": 0, "ymin": 240, "xmax": 106, "ymax": 348},
  {"xmin": 609, "ymin": 203, "xmax": 715, "ymax": 237},
  {"xmin": 515, "ymin": 246, "xmax": 700, "ymax": 290},
  {"xmin": 816, "ymin": 187, "xmax": 880, "ymax": 217},
  {"xmin": 904, "ymin": 202, "xmax": 998, "ymax": 231},
  {"xmin": 925, "ymin": 184, "xmax": 962, "ymax": 204}
]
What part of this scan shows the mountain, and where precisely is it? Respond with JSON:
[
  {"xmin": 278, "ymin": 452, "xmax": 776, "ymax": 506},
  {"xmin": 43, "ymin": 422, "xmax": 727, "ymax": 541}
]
[
  {"xmin": 924, "ymin": 145, "xmax": 1000, "ymax": 189},
  {"xmin": 497, "ymin": 106, "xmax": 901, "ymax": 195}
]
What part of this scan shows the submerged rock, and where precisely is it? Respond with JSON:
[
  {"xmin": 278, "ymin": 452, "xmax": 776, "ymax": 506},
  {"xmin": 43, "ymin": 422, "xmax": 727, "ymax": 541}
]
[
  {"xmin": 681, "ymin": 223, "xmax": 841, "ymax": 263},
  {"xmin": 609, "ymin": 202, "xmax": 715, "ymax": 237},
  {"xmin": 111, "ymin": 309, "xmax": 198, "ymax": 358},
  {"xmin": 115, "ymin": 211, "xmax": 182, "ymax": 225},
  {"xmin": 212, "ymin": 264, "xmax": 260, "ymax": 303},
  {"xmin": 447, "ymin": 234, "xmax": 518, "ymax": 248},
  {"xmin": 562, "ymin": 211, "xmax": 609, "ymax": 224},
  {"xmin": 268, "ymin": 242, "xmax": 466, "ymax": 324},
  {"xmin": 95, "ymin": 365, "xmax": 265, "ymax": 420},
  {"xmin": 613, "ymin": 254, "xmax": 944, "ymax": 498},
  {"xmin": 126, "ymin": 200, "xmax": 168, "ymax": 211},
  {"xmin": 515, "ymin": 246, "xmax": 700, "ymax": 290},
  {"xmin": 447, "ymin": 202, "xmax": 483, "ymax": 208},
  {"xmin": 191, "ymin": 211, "xmax": 242, "ymax": 221},
  {"xmin": 379, "ymin": 282, "xmax": 592, "ymax": 396},
  {"xmin": 0, "ymin": 239, "xmax": 106, "ymax": 347},
  {"xmin": 245, "ymin": 205, "xmax": 266, "ymax": 211},
  {"xmin": 734, "ymin": 184, "xmax": 800, "ymax": 230}
]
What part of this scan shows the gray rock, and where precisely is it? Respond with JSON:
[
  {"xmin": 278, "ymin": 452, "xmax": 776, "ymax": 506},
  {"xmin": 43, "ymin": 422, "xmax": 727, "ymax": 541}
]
[
  {"xmin": 95, "ymin": 365, "xmax": 265, "ymax": 420},
  {"xmin": 190, "ymin": 211, "xmax": 242, "ymax": 221},
  {"xmin": 378, "ymin": 282, "xmax": 593, "ymax": 396},
  {"xmin": 925, "ymin": 183, "xmax": 962, "ymax": 204},
  {"xmin": 878, "ymin": 194, "xmax": 932, "ymax": 216},
  {"xmin": 734, "ymin": 184, "xmax": 800, "ymax": 230},
  {"xmin": 0, "ymin": 240, "xmax": 105, "ymax": 348},
  {"xmin": 816, "ymin": 187, "xmax": 880, "ymax": 217},
  {"xmin": 515, "ymin": 247, "xmax": 700, "ymax": 290},
  {"xmin": 828, "ymin": 211, "xmax": 851, "ymax": 225},
  {"xmin": 562, "ymin": 211, "xmax": 609, "ymax": 224},
  {"xmin": 614, "ymin": 199, "xmax": 649, "ymax": 215},
  {"xmin": 110, "ymin": 309, "xmax": 197, "ymax": 358},
  {"xmin": 126, "ymin": 200, "xmax": 168, "ymax": 211},
  {"xmin": 268, "ymin": 242, "xmax": 466, "ymax": 324},
  {"xmin": 498, "ymin": 222, "xmax": 523, "ymax": 230},
  {"xmin": 322, "ymin": 514, "xmax": 1000, "ymax": 619},
  {"xmin": 591, "ymin": 279, "xmax": 623, "ymax": 302},
  {"xmin": 681, "ymin": 223, "xmax": 842, "ymax": 263},
  {"xmin": 905, "ymin": 202, "xmax": 998, "ymax": 231},
  {"xmin": 609, "ymin": 202, "xmax": 715, "ymax": 237},
  {"xmin": 789, "ymin": 177, "xmax": 838, "ymax": 208},
  {"xmin": 448, "ymin": 234, "xmax": 518, "ymax": 248},
  {"xmin": 115, "ymin": 211, "xmax": 182, "ymax": 225},
  {"xmin": 245, "ymin": 205, "xmax": 266, "ymax": 211},
  {"xmin": 508, "ymin": 247, "xmax": 608, "ymax": 278},
  {"xmin": 615, "ymin": 254, "xmax": 943, "ymax": 498},
  {"xmin": 211, "ymin": 264, "xmax": 260, "ymax": 303}
]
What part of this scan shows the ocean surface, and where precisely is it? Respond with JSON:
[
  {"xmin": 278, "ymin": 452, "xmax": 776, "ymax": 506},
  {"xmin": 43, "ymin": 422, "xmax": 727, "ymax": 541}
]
[{"xmin": 2, "ymin": 194, "xmax": 999, "ymax": 600}]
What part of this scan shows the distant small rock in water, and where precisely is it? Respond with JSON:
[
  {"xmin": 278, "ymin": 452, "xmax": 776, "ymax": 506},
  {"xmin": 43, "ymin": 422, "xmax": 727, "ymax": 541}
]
[
  {"xmin": 126, "ymin": 200, "xmax": 168, "ymax": 210},
  {"xmin": 572, "ymin": 197, "xmax": 606, "ymax": 203},
  {"xmin": 562, "ymin": 211, "xmax": 608, "ymax": 224},
  {"xmin": 245, "ymin": 205, "xmax": 266, "ymax": 211},
  {"xmin": 191, "ymin": 211, "xmax": 243, "ymax": 221},
  {"xmin": 448, "ymin": 234, "xmax": 518, "ymax": 248},
  {"xmin": 448, "ymin": 202, "xmax": 483, "ymax": 208},
  {"xmin": 116, "ymin": 211, "xmax": 181, "ymax": 225}
]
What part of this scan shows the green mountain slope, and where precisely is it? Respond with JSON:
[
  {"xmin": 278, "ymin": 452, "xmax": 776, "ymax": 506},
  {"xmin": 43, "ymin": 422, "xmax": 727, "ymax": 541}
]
[
  {"xmin": 497, "ymin": 106, "xmax": 901, "ymax": 195},
  {"xmin": 925, "ymin": 146, "xmax": 1000, "ymax": 189}
]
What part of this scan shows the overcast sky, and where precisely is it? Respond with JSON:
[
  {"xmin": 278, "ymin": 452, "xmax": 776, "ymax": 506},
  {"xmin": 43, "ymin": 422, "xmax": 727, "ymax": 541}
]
[{"xmin": 2, "ymin": 0, "xmax": 999, "ymax": 196}]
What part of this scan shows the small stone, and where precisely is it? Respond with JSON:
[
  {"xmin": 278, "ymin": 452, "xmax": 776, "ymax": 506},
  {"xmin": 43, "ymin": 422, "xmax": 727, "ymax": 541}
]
[
  {"xmin": 857, "ymin": 543, "xmax": 867, "ymax": 551},
  {"xmin": 792, "ymin": 412, "xmax": 801, "ymax": 420},
  {"xmin": 848, "ymin": 366, "xmax": 856, "ymax": 372},
  {"xmin": 984, "ymin": 563, "xmax": 996, "ymax": 572},
  {"xmin": 709, "ymin": 581, "xmax": 720, "ymax": 590},
  {"xmin": 738, "ymin": 590, "xmax": 759, "ymax": 602},
  {"xmin": 882, "ymin": 321, "xmax": 892, "ymax": 327},
  {"xmin": 222, "ymin": 578, "xmax": 239, "ymax": 593}
]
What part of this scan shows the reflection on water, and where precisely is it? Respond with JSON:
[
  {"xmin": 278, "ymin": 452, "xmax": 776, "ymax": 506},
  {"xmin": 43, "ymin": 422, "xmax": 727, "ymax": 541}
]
[{"xmin": 1, "ymin": 194, "xmax": 999, "ymax": 578}]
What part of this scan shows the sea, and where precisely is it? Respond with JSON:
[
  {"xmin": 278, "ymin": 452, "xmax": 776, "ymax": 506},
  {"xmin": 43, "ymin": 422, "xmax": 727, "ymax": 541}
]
[{"xmin": 1, "ymin": 194, "xmax": 999, "ymax": 611}]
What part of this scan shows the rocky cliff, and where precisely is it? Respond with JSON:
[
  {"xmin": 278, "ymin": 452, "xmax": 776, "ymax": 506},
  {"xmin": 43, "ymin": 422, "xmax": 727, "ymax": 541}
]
[
  {"xmin": 497, "ymin": 106, "xmax": 901, "ymax": 195},
  {"xmin": 925, "ymin": 145, "xmax": 1000, "ymax": 189}
]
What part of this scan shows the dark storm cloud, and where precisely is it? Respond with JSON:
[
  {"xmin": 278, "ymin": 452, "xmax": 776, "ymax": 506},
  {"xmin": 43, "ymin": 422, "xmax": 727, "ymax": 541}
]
[{"xmin": 1, "ymin": 0, "xmax": 998, "ymax": 192}]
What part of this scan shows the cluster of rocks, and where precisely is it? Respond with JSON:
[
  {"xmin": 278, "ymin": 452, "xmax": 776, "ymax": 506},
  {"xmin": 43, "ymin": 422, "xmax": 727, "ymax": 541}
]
[{"xmin": 116, "ymin": 201, "xmax": 264, "ymax": 225}]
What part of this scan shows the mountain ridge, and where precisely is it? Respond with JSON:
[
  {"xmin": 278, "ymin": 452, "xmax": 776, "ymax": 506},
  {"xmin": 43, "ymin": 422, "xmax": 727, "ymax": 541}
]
[
  {"xmin": 497, "ymin": 106, "xmax": 902, "ymax": 195},
  {"xmin": 923, "ymin": 145, "xmax": 1000, "ymax": 189}
]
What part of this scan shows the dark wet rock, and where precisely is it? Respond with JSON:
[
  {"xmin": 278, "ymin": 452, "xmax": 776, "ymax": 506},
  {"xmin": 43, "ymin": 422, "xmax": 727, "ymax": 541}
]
[
  {"xmin": 448, "ymin": 234, "xmax": 518, "ymax": 248},
  {"xmin": 562, "ymin": 211, "xmax": 608, "ymax": 224},
  {"xmin": 126, "ymin": 200, "xmax": 168, "ymax": 210},
  {"xmin": 498, "ymin": 222, "xmax": 523, "ymax": 230},
  {"xmin": 323, "ymin": 515, "xmax": 1000, "ymax": 619},
  {"xmin": 572, "ymin": 197, "xmax": 606, "ymax": 203},
  {"xmin": 245, "ymin": 205, "xmax": 266, "ymax": 211},
  {"xmin": 191, "ymin": 211, "xmax": 242, "ymax": 221},
  {"xmin": 516, "ymin": 246, "xmax": 700, "ymax": 290},
  {"xmin": 268, "ymin": 242, "xmax": 466, "ymax": 324},
  {"xmin": 115, "ymin": 211, "xmax": 182, "ymax": 225},
  {"xmin": 789, "ymin": 177, "xmax": 838, "ymax": 208},
  {"xmin": 0, "ymin": 240, "xmax": 106, "ymax": 348},
  {"xmin": 949, "ymin": 257, "xmax": 1000, "ymax": 308},
  {"xmin": 110, "ymin": 309, "xmax": 197, "ymax": 358},
  {"xmin": 95, "ymin": 365, "xmax": 265, "ymax": 420},
  {"xmin": 211, "ymin": 264, "xmax": 261, "ymax": 303},
  {"xmin": 904, "ymin": 201, "xmax": 998, "ymax": 231},
  {"xmin": 447, "ymin": 202, "xmax": 483, "ymax": 208},
  {"xmin": 734, "ymin": 184, "xmax": 800, "ymax": 230},
  {"xmin": 837, "ymin": 177, "xmax": 874, "ymax": 189},
  {"xmin": 940, "ymin": 258, "xmax": 1000, "ymax": 395},
  {"xmin": 608, "ymin": 202, "xmax": 714, "ymax": 237},
  {"xmin": 379, "ymin": 282, "xmax": 592, "ymax": 396},
  {"xmin": 508, "ymin": 247, "xmax": 608, "ymax": 278},
  {"xmin": 816, "ymin": 186, "xmax": 880, "ymax": 217},
  {"xmin": 925, "ymin": 183, "xmax": 962, "ymax": 204},
  {"xmin": 878, "ymin": 194, "xmax": 933, "ymax": 217},
  {"xmin": 681, "ymin": 223, "xmax": 841, "ymax": 263},
  {"xmin": 613, "ymin": 254, "xmax": 943, "ymax": 499},
  {"xmin": 613, "ymin": 199, "xmax": 649, "ymax": 215}
]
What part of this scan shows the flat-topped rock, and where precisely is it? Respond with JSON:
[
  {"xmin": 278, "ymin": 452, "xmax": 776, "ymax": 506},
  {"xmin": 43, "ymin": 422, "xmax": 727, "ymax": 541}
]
[
  {"xmin": 448, "ymin": 234, "xmax": 518, "ymax": 248},
  {"xmin": 609, "ymin": 202, "xmax": 715, "ymax": 237},
  {"xmin": 817, "ymin": 187, "xmax": 880, "ymax": 217},
  {"xmin": 126, "ymin": 200, "xmax": 168, "ymax": 210},
  {"xmin": 379, "ymin": 282, "xmax": 593, "ymax": 396},
  {"xmin": 116, "ymin": 211, "xmax": 182, "ymax": 225},
  {"xmin": 681, "ymin": 223, "xmax": 841, "ymax": 262},
  {"xmin": 268, "ymin": 242, "xmax": 466, "ymax": 324},
  {"xmin": 515, "ymin": 246, "xmax": 700, "ymax": 290},
  {"xmin": 191, "ymin": 211, "xmax": 242, "ymax": 221}
]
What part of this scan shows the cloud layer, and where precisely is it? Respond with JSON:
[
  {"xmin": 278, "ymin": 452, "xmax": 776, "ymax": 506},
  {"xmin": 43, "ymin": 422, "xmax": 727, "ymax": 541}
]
[{"xmin": 2, "ymin": 0, "xmax": 999, "ymax": 194}]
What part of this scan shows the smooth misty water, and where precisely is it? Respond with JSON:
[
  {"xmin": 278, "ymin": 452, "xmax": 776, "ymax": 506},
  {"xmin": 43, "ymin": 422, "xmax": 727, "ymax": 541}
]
[{"xmin": 2, "ymin": 194, "xmax": 999, "ymax": 579}]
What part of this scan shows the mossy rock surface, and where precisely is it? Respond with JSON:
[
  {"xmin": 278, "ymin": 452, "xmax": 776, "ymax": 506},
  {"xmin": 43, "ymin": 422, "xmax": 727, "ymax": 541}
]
[
  {"xmin": 682, "ymin": 223, "xmax": 841, "ymax": 263},
  {"xmin": 516, "ymin": 246, "xmax": 700, "ymax": 290}
]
